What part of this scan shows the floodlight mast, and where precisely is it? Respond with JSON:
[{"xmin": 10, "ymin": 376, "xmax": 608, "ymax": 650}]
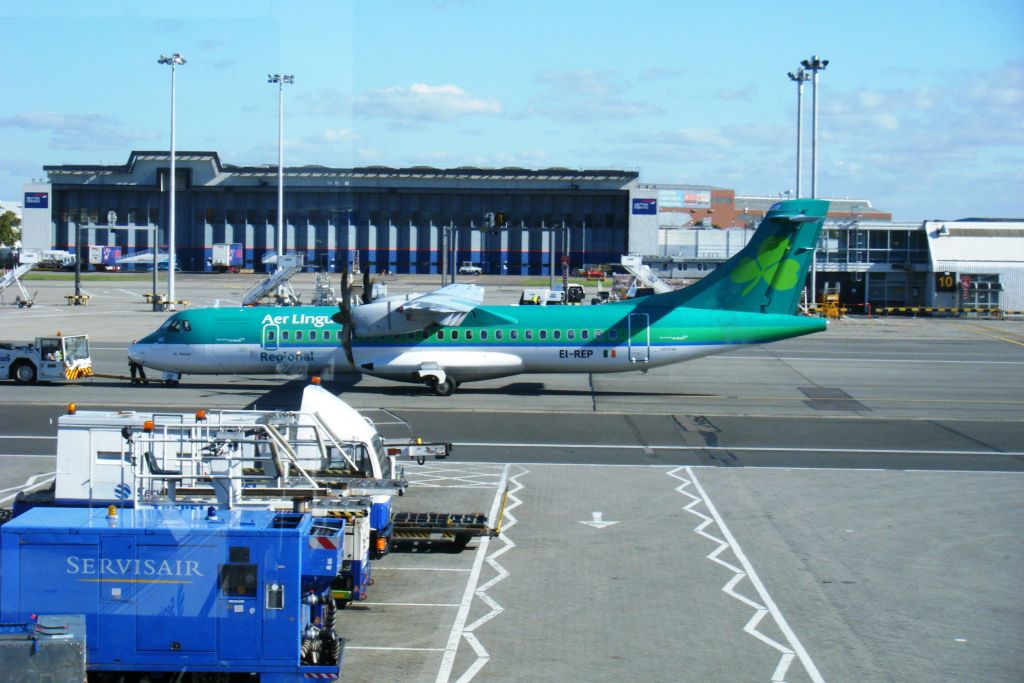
[
  {"xmin": 268, "ymin": 74, "xmax": 295, "ymax": 264},
  {"xmin": 799, "ymin": 55, "xmax": 829, "ymax": 199},
  {"xmin": 799, "ymin": 55, "xmax": 828, "ymax": 310},
  {"xmin": 787, "ymin": 68, "xmax": 811, "ymax": 198},
  {"xmin": 158, "ymin": 52, "xmax": 186, "ymax": 310}
]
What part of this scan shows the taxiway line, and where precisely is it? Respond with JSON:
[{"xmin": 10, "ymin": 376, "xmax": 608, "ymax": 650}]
[{"xmin": 436, "ymin": 463, "xmax": 514, "ymax": 683}]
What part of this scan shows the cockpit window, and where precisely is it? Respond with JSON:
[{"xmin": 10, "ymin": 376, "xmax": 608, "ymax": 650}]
[{"xmin": 181, "ymin": 320, "xmax": 191, "ymax": 332}]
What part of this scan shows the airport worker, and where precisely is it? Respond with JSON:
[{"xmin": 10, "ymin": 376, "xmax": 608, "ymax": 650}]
[{"xmin": 129, "ymin": 358, "xmax": 147, "ymax": 384}]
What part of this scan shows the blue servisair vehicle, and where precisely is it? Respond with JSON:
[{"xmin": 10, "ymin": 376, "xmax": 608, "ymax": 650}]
[{"xmin": 129, "ymin": 199, "xmax": 829, "ymax": 395}]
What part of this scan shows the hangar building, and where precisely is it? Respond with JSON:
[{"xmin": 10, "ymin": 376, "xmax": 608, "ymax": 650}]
[{"xmin": 24, "ymin": 151, "xmax": 637, "ymax": 276}]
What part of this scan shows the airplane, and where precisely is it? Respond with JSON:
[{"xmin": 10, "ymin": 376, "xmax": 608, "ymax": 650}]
[{"xmin": 128, "ymin": 198, "xmax": 830, "ymax": 395}]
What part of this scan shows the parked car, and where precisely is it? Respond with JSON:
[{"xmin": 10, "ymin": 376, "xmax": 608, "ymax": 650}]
[{"xmin": 458, "ymin": 261, "xmax": 483, "ymax": 275}]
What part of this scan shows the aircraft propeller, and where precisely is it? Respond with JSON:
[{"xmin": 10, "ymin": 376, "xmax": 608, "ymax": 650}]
[
  {"xmin": 362, "ymin": 270, "xmax": 374, "ymax": 304},
  {"xmin": 332, "ymin": 270, "xmax": 356, "ymax": 366}
]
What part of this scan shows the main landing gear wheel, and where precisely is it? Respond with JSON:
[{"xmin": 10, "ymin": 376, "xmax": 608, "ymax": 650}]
[{"xmin": 430, "ymin": 377, "xmax": 456, "ymax": 396}]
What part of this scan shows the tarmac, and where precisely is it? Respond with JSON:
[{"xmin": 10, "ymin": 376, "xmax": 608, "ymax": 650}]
[{"xmin": 0, "ymin": 271, "xmax": 1022, "ymax": 682}]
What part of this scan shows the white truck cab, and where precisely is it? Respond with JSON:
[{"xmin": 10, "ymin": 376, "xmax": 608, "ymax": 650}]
[{"xmin": 0, "ymin": 334, "xmax": 92, "ymax": 384}]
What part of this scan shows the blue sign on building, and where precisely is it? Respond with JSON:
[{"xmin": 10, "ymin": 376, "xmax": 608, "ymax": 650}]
[
  {"xmin": 632, "ymin": 198, "xmax": 657, "ymax": 215},
  {"xmin": 25, "ymin": 192, "xmax": 49, "ymax": 209}
]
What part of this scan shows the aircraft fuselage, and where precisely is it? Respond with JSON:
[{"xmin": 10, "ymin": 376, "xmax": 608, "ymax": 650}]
[{"xmin": 127, "ymin": 301, "xmax": 826, "ymax": 383}]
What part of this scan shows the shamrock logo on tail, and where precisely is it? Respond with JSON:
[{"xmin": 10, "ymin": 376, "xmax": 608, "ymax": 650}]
[{"xmin": 729, "ymin": 236, "xmax": 801, "ymax": 296}]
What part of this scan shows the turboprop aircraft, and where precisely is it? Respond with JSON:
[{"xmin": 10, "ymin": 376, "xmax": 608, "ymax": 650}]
[{"xmin": 128, "ymin": 198, "xmax": 829, "ymax": 395}]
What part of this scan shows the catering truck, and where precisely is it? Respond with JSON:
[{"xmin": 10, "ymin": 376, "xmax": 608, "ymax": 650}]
[
  {"xmin": 11, "ymin": 381, "xmax": 496, "ymax": 606},
  {"xmin": 211, "ymin": 242, "xmax": 244, "ymax": 272},
  {"xmin": 88, "ymin": 245, "xmax": 122, "ymax": 271}
]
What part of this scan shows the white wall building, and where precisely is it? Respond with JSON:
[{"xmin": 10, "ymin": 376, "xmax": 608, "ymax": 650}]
[{"xmin": 924, "ymin": 220, "xmax": 1024, "ymax": 313}]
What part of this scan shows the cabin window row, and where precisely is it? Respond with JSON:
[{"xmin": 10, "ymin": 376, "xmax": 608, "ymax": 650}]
[
  {"xmin": 434, "ymin": 328, "xmax": 618, "ymax": 342},
  {"xmin": 264, "ymin": 329, "xmax": 344, "ymax": 342},
  {"xmin": 258, "ymin": 327, "xmax": 622, "ymax": 343}
]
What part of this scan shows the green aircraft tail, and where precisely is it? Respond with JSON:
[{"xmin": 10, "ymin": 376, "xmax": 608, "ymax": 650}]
[{"xmin": 661, "ymin": 198, "xmax": 829, "ymax": 314}]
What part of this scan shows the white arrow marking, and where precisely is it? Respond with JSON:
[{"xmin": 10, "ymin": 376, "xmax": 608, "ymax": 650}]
[{"xmin": 578, "ymin": 511, "xmax": 619, "ymax": 529}]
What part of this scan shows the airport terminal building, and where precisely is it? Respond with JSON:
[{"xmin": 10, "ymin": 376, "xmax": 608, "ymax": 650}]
[
  {"xmin": 20, "ymin": 150, "xmax": 1024, "ymax": 313},
  {"xmin": 25, "ymin": 151, "xmax": 637, "ymax": 277}
]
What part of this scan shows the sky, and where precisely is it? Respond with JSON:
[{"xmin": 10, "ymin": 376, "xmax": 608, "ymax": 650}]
[{"xmin": 1, "ymin": 0, "xmax": 1022, "ymax": 222}]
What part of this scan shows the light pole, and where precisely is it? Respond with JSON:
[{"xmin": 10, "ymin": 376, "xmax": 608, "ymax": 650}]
[
  {"xmin": 787, "ymin": 68, "xmax": 810, "ymax": 198},
  {"xmin": 158, "ymin": 53, "xmax": 185, "ymax": 311},
  {"xmin": 800, "ymin": 55, "xmax": 828, "ymax": 308},
  {"xmin": 268, "ymin": 74, "xmax": 294, "ymax": 265},
  {"xmin": 800, "ymin": 55, "xmax": 828, "ymax": 199}
]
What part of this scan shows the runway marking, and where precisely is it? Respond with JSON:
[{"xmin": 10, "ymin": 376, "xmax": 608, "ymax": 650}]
[
  {"xmin": 0, "ymin": 472, "xmax": 55, "ymax": 505},
  {"xmin": 363, "ymin": 602, "xmax": 460, "ymax": 608},
  {"xmin": 0, "ymin": 308, "xmax": 142, "ymax": 321},
  {"xmin": 951, "ymin": 323, "xmax": 1024, "ymax": 348},
  {"xmin": 452, "ymin": 442, "xmax": 1024, "ymax": 457},
  {"xmin": 728, "ymin": 355, "xmax": 1024, "ymax": 365},
  {"xmin": 437, "ymin": 464, "xmax": 526, "ymax": 683},
  {"xmin": 3, "ymin": 442, "xmax": 1023, "ymax": 464},
  {"xmin": 348, "ymin": 651, "xmax": 444, "ymax": 655},
  {"xmin": 375, "ymin": 567, "xmax": 472, "ymax": 573},
  {"xmin": 669, "ymin": 466, "xmax": 825, "ymax": 683},
  {"xmin": 406, "ymin": 463, "xmax": 506, "ymax": 489},
  {"xmin": 508, "ymin": 462, "xmax": 1024, "ymax": 474},
  {"xmin": 0, "ymin": 435, "xmax": 57, "ymax": 440}
]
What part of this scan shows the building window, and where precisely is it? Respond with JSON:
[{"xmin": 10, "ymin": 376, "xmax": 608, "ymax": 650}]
[{"xmin": 963, "ymin": 274, "xmax": 1001, "ymax": 310}]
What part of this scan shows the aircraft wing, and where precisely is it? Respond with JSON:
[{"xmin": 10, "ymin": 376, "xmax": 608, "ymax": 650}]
[
  {"xmin": 352, "ymin": 283, "xmax": 516, "ymax": 337},
  {"xmin": 400, "ymin": 283, "xmax": 484, "ymax": 314}
]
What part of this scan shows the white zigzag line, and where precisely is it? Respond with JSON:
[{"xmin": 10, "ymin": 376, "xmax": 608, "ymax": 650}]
[
  {"xmin": 668, "ymin": 467, "xmax": 796, "ymax": 683},
  {"xmin": 453, "ymin": 466, "xmax": 527, "ymax": 683}
]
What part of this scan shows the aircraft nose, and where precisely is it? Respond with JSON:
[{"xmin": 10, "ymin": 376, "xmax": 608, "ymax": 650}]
[{"xmin": 127, "ymin": 340, "xmax": 144, "ymax": 364}]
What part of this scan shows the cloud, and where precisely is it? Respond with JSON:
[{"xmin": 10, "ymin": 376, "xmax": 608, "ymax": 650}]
[
  {"xmin": 529, "ymin": 69, "xmax": 663, "ymax": 121},
  {"xmin": 636, "ymin": 67, "xmax": 689, "ymax": 82},
  {"xmin": 353, "ymin": 83, "xmax": 502, "ymax": 123},
  {"xmin": 790, "ymin": 62, "xmax": 1024, "ymax": 218},
  {"xmin": 964, "ymin": 61, "xmax": 1023, "ymax": 107},
  {"xmin": 0, "ymin": 112, "xmax": 157, "ymax": 151},
  {"xmin": 320, "ymin": 128, "xmax": 360, "ymax": 143},
  {"xmin": 717, "ymin": 84, "xmax": 758, "ymax": 103},
  {"xmin": 298, "ymin": 89, "xmax": 352, "ymax": 118}
]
